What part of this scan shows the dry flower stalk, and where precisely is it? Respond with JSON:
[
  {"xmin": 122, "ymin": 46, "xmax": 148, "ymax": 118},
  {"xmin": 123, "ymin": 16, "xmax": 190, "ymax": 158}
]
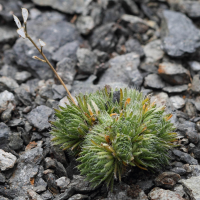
[{"xmin": 13, "ymin": 8, "xmax": 76, "ymax": 105}]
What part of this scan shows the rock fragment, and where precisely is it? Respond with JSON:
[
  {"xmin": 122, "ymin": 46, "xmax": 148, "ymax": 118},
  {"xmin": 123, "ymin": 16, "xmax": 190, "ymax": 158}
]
[
  {"xmin": 144, "ymin": 74, "xmax": 166, "ymax": 89},
  {"xmin": 158, "ymin": 62, "xmax": 190, "ymax": 85},
  {"xmin": 99, "ymin": 52, "xmax": 140, "ymax": 84},
  {"xmin": 149, "ymin": 187, "xmax": 185, "ymax": 200},
  {"xmin": 0, "ymin": 149, "xmax": 17, "ymax": 171},
  {"xmin": 180, "ymin": 176, "xmax": 200, "ymax": 200},
  {"xmin": 154, "ymin": 172, "xmax": 181, "ymax": 189},
  {"xmin": 26, "ymin": 105, "xmax": 53, "ymax": 131},
  {"xmin": 170, "ymin": 96, "xmax": 185, "ymax": 109},
  {"xmin": 162, "ymin": 10, "xmax": 200, "ymax": 57}
]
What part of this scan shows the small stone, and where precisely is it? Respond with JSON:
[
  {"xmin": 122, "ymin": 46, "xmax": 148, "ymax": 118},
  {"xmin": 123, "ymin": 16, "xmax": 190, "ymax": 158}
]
[
  {"xmin": 188, "ymin": 61, "xmax": 200, "ymax": 72},
  {"xmin": 0, "ymin": 173, "xmax": 5, "ymax": 183},
  {"xmin": 93, "ymin": 50, "xmax": 109, "ymax": 63},
  {"xmin": 185, "ymin": 101, "xmax": 196, "ymax": 118},
  {"xmin": 180, "ymin": 176, "xmax": 200, "ymax": 200},
  {"xmin": 44, "ymin": 173, "xmax": 59, "ymax": 194},
  {"xmin": 1, "ymin": 102, "xmax": 14, "ymax": 122},
  {"xmin": 32, "ymin": 0, "xmax": 91, "ymax": 14},
  {"xmin": 0, "ymin": 0, "xmax": 22, "ymax": 21},
  {"xmin": 13, "ymin": 41, "xmax": 53, "ymax": 80},
  {"xmin": 144, "ymin": 74, "xmax": 166, "ymax": 89},
  {"xmin": 155, "ymin": 172, "xmax": 181, "ymax": 189},
  {"xmin": 151, "ymin": 92, "xmax": 169, "ymax": 107},
  {"xmin": 139, "ymin": 63, "xmax": 158, "ymax": 73},
  {"xmin": 170, "ymin": 167, "xmax": 187, "ymax": 175},
  {"xmin": 0, "ymin": 26, "xmax": 18, "ymax": 43},
  {"xmin": 56, "ymin": 57, "xmax": 76, "ymax": 85},
  {"xmin": 0, "ymin": 65, "xmax": 18, "ymax": 79},
  {"xmin": 41, "ymin": 190, "xmax": 53, "ymax": 200},
  {"xmin": 76, "ymin": 48, "xmax": 97, "ymax": 74},
  {"xmin": 52, "ymin": 84, "xmax": 70, "ymax": 100},
  {"xmin": 177, "ymin": 1, "xmax": 200, "ymax": 18},
  {"xmin": 129, "ymin": 70, "xmax": 143, "ymax": 88},
  {"xmin": 144, "ymin": 40, "xmax": 164, "ymax": 63},
  {"xmin": 172, "ymin": 149, "xmax": 198, "ymax": 165},
  {"xmin": 68, "ymin": 194, "xmax": 88, "ymax": 200},
  {"xmin": 27, "ymin": 189, "xmax": 43, "ymax": 200},
  {"xmin": 0, "ymin": 123, "xmax": 10, "ymax": 150},
  {"xmin": 191, "ymin": 74, "xmax": 200, "ymax": 94},
  {"xmin": 125, "ymin": 38, "xmax": 144, "ymax": 57},
  {"xmin": 169, "ymin": 96, "xmax": 185, "ymax": 109},
  {"xmin": 149, "ymin": 187, "xmax": 185, "ymax": 200},
  {"xmin": 0, "ymin": 197, "xmax": 9, "ymax": 200},
  {"xmin": 33, "ymin": 185, "xmax": 46, "ymax": 193},
  {"xmin": 52, "ymin": 40, "xmax": 79, "ymax": 62},
  {"xmin": 122, "ymin": 0, "xmax": 139, "ymax": 15},
  {"xmin": 9, "ymin": 132, "xmax": 23, "ymax": 151},
  {"xmin": 0, "ymin": 90, "xmax": 15, "ymax": 114},
  {"xmin": 162, "ymin": 10, "xmax": 200, "ymax": 57},
  {"xmin": 121, "ymin": 14, "xmax": 149, "ymax": 34},
  {"xmin": 0, "ymin": 76, "xmax": 19, "ymax": 92},
  {"xmin": 76, "ymin": 16, "xmax": 94, "ymax": 35},
  {"xmin": 158, "ymin": 62, "xmax": 190, "ymax": 85},
  {"xmin": 31, "ymin": 132, "xmax": 42, "ymax": 141},
  {"xmin": 54, "ymin": 187, "xmax": 76, "ymax": 200},
  {"xmin": 22, "ymin": 106, "xmax": 32, "ymax": 114},
  {"xmin": 99, "ymin": 52, "xmax": 140, "ymax": 85},
  {"xmin": 163, "ymin": 85, "xmax": 188, "ymax": 93},
  {"xmin": 7, "ymin": 118, "xmax": 24, "ymax": 127},
  {"xmin": 20, "ymin": 147, "xmax": 43, "ymax": 165},
  {"xmin": 38, "ymin": 85, "xmax": 53, "ymax": 100},
  {"xmin": 15, "ymin": 71, "xmax": 32, "ymax": 83},
  {"xmin": 56, "ymin": 177, "xmax": 70, "ymax": 192},
  {"xmin": 186, "ymin": 131, "xmax": 199, "ymax": 144},
  {"xmin": 68, "ymin": 175, "xmax": 95, "ymax": 193},
  {"xmin": 14, "ymin": 84, "xmax": 32, "ymax": 106},
  {"xmin": 0, "ymin": 149, "xmax": 17, "ymax": 171},
  {"xmin": 26, "ymin": 105, "xmax": 53, "ymax": 131},
  {"xmin": 89, "ymin": 22, "xmax": 118, "ymax": 53},
  {"xmin": 174, "ymin": 184, "xmax": 188, "ymax": 199},
  {"xmin": 44, "ymin": 157, "xmax": 56, "ymax": 169}
]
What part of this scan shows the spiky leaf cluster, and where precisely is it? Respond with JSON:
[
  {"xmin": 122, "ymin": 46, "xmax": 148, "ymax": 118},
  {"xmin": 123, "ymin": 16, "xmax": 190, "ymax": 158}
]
[{"xmin": 51, "ymin": 87, "xmax": 177, "ymax": 189}]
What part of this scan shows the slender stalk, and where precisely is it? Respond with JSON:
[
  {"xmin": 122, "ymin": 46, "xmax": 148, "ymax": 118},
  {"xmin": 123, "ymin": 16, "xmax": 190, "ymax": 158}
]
[{"xmin": 27, "ymin": 35, "xmax": 76, "ymax": 105}]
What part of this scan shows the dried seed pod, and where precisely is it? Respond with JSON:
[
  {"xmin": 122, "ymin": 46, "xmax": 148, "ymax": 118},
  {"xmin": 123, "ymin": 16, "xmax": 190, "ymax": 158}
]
[
  {"xmin": 17, "ymin": 27, "xmax": 26, "ymax": 39},
  {"xmin": 22, "ymin": 8, "xmax": 29, "ymax": 23},
  {"xmin": 13, "ymin": 15, "xmax": 21, "ymax": 28},
  {"xmin": 39, "ymin": 39, "xmax": 46, "ymax": 47}
]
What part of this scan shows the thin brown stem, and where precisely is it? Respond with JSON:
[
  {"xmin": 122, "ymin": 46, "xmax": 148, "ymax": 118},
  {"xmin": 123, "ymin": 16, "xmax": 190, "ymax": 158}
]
[{"xmin": 27, "ymin": 35, "xmax": 76, "ymax": 105}]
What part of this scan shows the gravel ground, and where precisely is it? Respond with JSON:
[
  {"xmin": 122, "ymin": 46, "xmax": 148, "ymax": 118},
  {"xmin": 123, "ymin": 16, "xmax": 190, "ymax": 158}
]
[{"xmin": 1, "ymin": 0, "xmax": 200, "ymax": 199}]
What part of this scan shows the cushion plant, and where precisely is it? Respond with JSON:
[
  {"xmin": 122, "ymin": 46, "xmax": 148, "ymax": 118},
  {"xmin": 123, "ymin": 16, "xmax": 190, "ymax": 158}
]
[{"xmin": 13, "ymin": 9, "xmax": 177, "ymax": 190}]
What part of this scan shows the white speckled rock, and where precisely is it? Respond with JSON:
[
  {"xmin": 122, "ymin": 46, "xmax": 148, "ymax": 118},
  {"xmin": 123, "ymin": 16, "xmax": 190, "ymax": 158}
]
[
  {"xmin": 149, "ymin": 187, "xmax": 185, "ymax": 200},
  {"xmin": 180, "ymin": 176, "xmax": 200, "ymax": 200},
  {"xmin": 0, "ymin": 149, "xmax": 17, "ymax": 171},
  {"xmin": 170, "ymin": 96, "xmax": 185, "ymax": 109}
]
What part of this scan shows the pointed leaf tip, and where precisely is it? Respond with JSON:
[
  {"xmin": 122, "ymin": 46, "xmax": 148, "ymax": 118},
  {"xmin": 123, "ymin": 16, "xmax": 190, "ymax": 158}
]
[
  {"xmin": 13, "ymin": 14, "xmax": 21, "ymax": 29},
  {"xmin": 17, "ymin": 27, "xmax": 26, "ymax": 39},
  {"xmin": 39, "ymin": 39, "xmax": 46, "ymax": 47},
  {"xmin": 22, "ymin": 8, "xmax": 28, "ymax": 23}
]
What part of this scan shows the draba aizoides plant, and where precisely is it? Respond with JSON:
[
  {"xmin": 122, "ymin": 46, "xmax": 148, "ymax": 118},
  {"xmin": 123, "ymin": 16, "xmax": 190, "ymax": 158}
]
[{"xmin": 13, "ymin": 9, "xmax": 177, "ymax": 190}]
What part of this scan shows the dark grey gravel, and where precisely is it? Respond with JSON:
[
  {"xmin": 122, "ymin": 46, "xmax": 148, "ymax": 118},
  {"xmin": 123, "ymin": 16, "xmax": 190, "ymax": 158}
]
[
  {"xmin": 162, "ymin": 10, "xmax": 200, "ymax": 57},
  {"xmin": 26, "ymin": 105, "xmax": 53, "ymax": 131}
]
